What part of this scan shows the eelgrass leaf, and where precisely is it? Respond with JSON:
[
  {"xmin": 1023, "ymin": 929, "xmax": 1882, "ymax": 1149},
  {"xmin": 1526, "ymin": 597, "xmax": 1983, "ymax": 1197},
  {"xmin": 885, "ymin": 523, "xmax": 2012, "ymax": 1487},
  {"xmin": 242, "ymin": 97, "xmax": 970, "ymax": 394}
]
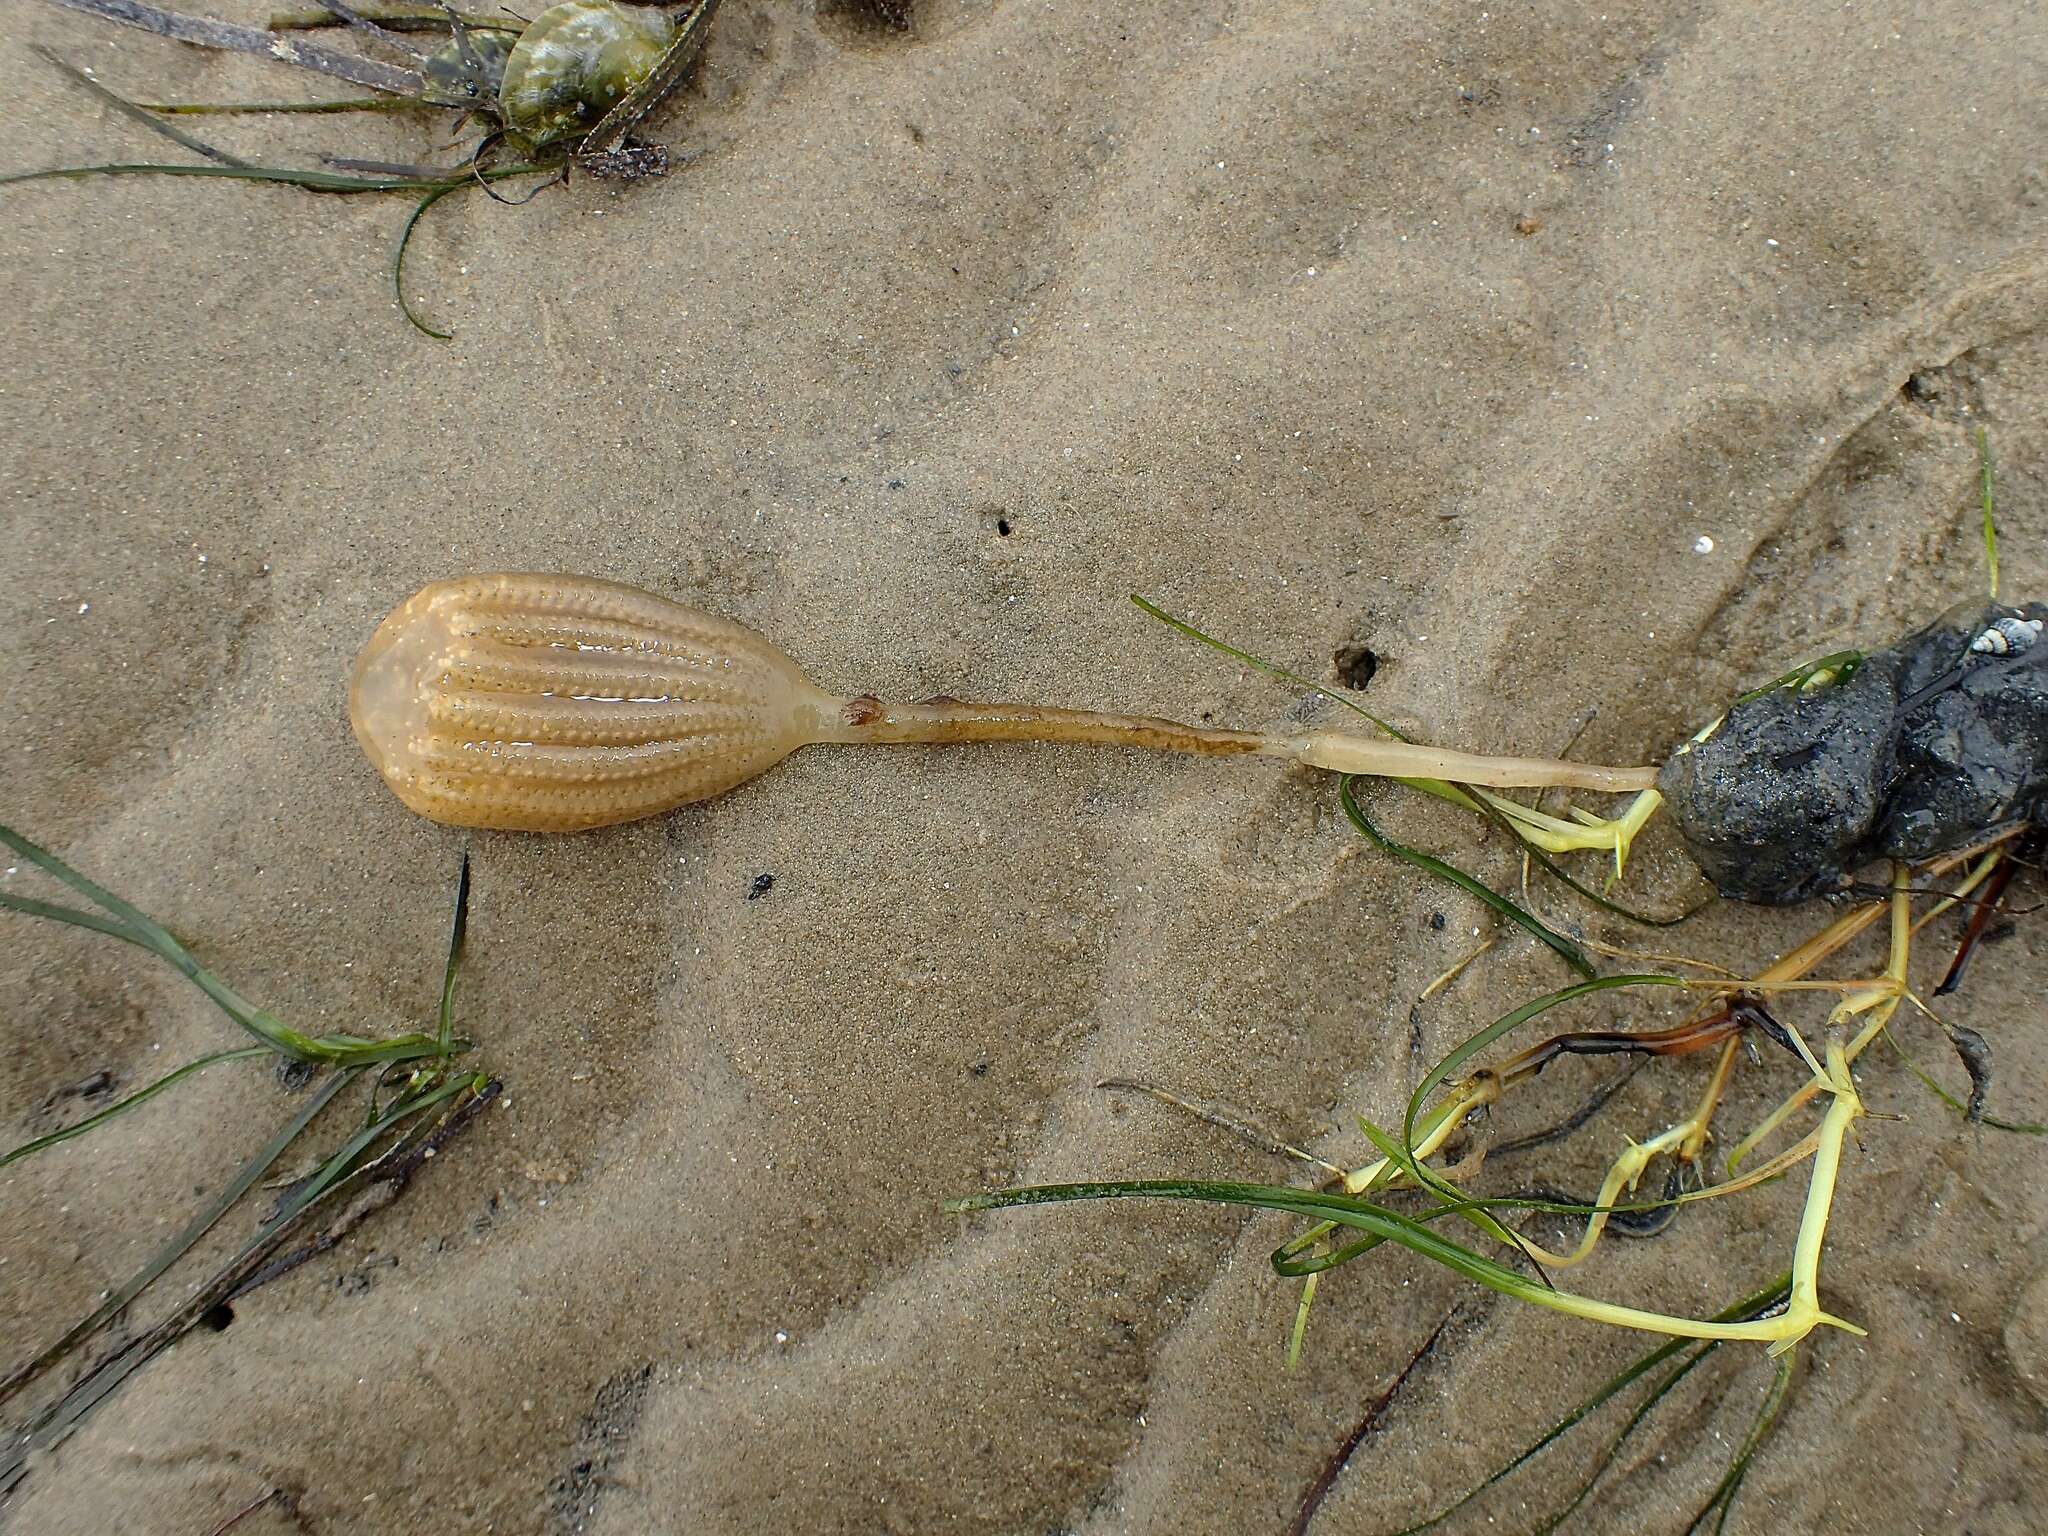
[
  {"xmin": 0, "ymin": 1046, "xmax": 268, "ymax": 1170},
  {"xmin": 949, "ymin": 1180, "xmax": 1734, "ymax": 1339},
  {"xmin": 1269, "ymin": 1184, "xmax": 1692, "ymax": 1281},
  {"xmin": 396, "ymin": 182, "xmax": 465, "ymax": 339},
  {"xmin": 258, "ymin": 1070, "xmax": 486, "ymax": 1236},
  {"xmin": 42, "ymin": 0, "xmax": 425, "ymax": 93},
  {"xmin": 1352, "ymin": 1115, "xmax": 1551, "ymax": 1286},
  {"xmin": 1403, "ymin": 973, "xmax": 1683, "ymax": 1155},
  {"xmin": 1686, "ymin": 1349, "xmax": 1797, "ymax": 1535},
  {"xmin": 1979, "ymin": 427, "xmax": 2000, "ymax": 602},
  {"xmin": 3, "ymin": 1073, "xmax": 488, "ymax": 1484},
  {"xmin": 0, "ymin": 1066, "xmax": 358, "ymax": 1405},
  {"xmin": 1384, "ymin": 1273, "xmax": 1791, "ymax": 1535},
  {"xmin": 0, "ymin": 823, "xmax": 465, "ymax": 1067},
  {"xmin": 949, "ymin": 1180, "xmax": 1553, "ymax": 1302},
  {"xmin": 1732, "ymin": 650, "xmax": 1864, "ymax": 707},
  {"xmin": 265, "ymin": 5, "xmax": 513, "ymax": 29},
  {"xmin": 0, "ymin": 891, "xmax": 143, "ymax": 947},
  {"xmin": 33, "ymin": 46, "xmax": 251, "ymax": 167},
  {"xmin": 0, "ymin": 822, "xmax": 184, "ymax": 942},
  {"xmin": 134, "ymin": 96, "xmax": 408, "ymax": 114},
  {"xmin": 0, "ymin": 160, "xmax": 539, "ymax": 192},
  {"xmin": 1129, "ymin": 594, "xmax": 1410, "ymax": 738},
  {"xmin": 1532, "ymin": 1344, "xmax": 1716, "ymax": 1535},
  {"xmin": 1, "ymin": 822, "xmax": 339, "ymax": 1061},
  {"xmin": 1881, "ymin": 1028, "xmax": 2045, "ymax": 1134},
  {"xmin": 1339, "ymin": 777, "xmax": 1597, "ymax": 980},
  {"xmin": 1275, "ymin": 1227, "xmax": 1384, "ymax": 1278},
  {"xmin": 1130, "ymin": 599, "xmax": 1670, "ymax": 932},
  {"xmin": 1498, "ymin": 818, "xmax": 1701, "ymax": 928},
  {"xmin": 438, "ymin": 852, "xmax": 472, "ymax": 1049}
]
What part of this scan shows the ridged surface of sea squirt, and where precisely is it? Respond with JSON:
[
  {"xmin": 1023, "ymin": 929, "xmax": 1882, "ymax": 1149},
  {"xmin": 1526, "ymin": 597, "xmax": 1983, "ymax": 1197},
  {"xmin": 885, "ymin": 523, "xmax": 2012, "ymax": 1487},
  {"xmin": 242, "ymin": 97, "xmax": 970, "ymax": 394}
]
[{"xmin": 349, "ymin": 574, "xmax": 833, "ymax": 831}]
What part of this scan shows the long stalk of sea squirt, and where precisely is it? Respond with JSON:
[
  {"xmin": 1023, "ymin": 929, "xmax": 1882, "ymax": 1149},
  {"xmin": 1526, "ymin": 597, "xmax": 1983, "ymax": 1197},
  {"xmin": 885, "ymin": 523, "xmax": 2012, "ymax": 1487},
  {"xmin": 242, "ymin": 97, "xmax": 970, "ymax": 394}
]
[
  {"xmin": 348, "ymin": 574, "xmax": 1661, "ymax": 832},
  {"xmin": 820, "ymin": 698, "xmax": 1658, "ymax": 792}
]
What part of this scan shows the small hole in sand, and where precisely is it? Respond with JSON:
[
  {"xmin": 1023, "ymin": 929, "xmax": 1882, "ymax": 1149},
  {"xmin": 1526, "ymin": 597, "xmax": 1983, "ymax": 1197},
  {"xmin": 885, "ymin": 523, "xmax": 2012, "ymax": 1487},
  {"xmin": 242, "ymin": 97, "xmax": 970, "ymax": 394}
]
[{"xmin": 1335, "ymin": 643, "xmax": 1380, "ymax": 690}]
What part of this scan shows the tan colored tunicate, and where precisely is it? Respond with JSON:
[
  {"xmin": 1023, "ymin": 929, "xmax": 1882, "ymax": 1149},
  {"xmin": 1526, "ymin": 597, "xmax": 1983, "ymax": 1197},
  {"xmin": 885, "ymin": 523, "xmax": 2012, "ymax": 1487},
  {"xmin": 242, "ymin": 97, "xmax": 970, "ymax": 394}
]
[
  {"xmin": 348, "ymin": 574, "xmax": 837, "ymax": 831},
  {"xmin": 351, "ymin": 573, "xmax": 1661, "ymax": 832}
]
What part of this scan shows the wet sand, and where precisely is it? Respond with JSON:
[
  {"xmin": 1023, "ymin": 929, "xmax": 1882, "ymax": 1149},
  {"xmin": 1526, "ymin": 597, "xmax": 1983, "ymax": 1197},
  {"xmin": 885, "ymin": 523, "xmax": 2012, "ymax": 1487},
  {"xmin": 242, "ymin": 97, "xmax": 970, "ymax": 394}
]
[{"xmin": 3, "ymin": 2, "xmax": 2047, "ymax": 1532}]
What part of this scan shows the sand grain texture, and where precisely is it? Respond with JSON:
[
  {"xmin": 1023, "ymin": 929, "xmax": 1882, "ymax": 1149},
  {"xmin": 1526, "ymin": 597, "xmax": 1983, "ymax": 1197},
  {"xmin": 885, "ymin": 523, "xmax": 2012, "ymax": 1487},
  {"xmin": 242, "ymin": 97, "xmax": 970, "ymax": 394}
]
[{"xmin": 3, "ymin": 1, "xmax": 2046, "ymax": 1532}]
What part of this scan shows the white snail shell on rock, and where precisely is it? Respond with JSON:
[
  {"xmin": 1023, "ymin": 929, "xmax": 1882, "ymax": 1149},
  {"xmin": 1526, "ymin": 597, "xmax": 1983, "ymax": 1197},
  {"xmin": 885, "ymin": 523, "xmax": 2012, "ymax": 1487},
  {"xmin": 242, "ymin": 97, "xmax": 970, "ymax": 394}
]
[{"xmin": 1969, "ymin": 616, "xmax": 2043, "ymax": 657}]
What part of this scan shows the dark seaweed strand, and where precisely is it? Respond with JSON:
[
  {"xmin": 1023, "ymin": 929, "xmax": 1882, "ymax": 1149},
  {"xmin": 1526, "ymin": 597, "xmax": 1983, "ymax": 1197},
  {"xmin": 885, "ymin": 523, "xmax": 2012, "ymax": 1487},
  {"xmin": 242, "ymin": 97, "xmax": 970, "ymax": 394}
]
[
  {"xmin": 581, "ymin": 0, "xmax": 725, "ymax": 155},
  {"xmin": 309, "ymin": 0, "xmax": 431, "ymax": 61},
  {"xmin": 394, "ymin": 180, "xmax": 465, "ymax": 336},
  {"xmin": 1339, "ymin": 777, "xmax": 1599, "ymax": 980},
  {"xmin": 266, "ymin": 5, "xmax": 510, "ymax": 28},
  {"xmin": 43, "ymin": 0, "xmax": 425, "ymax": 95},
  {"xmin": 1384, "ymin": 1273, "xmax": 1792, "ymax": 1536},
  {"xmin": 1290, "ymin": 1311, "xmax": 1459, "ymax": 1536},
  {"xmin": 32, "ymin": 46, "xmax": 252, "ymax": 166},
  {"xmin": 133, "ymin": 96, "xmax": 409, "ymax": 114}
]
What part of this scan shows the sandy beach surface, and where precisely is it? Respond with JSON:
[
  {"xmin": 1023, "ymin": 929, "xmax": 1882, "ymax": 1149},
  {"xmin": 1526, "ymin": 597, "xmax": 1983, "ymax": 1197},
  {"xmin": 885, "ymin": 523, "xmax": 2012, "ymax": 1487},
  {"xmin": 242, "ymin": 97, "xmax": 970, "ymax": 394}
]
[{"xmin": 4, "ymin": 2, "xmax": 2047, "ymax": 1531}]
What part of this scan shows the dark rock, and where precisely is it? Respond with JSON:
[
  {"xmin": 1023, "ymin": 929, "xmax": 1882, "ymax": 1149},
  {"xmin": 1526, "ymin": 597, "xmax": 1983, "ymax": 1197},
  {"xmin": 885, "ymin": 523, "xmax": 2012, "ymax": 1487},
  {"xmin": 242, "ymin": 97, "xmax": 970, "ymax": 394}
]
[{"xmin": 1661, "ymin": 600, "xmax": 2048, "ymax": 904}]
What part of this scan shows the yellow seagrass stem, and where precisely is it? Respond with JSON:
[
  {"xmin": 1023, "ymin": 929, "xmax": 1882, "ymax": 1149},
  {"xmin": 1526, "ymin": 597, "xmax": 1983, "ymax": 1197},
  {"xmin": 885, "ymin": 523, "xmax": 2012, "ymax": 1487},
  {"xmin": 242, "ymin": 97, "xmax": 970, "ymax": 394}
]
[
  {"xmin": 1729, "ymin": 862, "xmax": 1915, "ymax": 1170},
  {"xmin": 1487, "ymin": 1037, "xmax": 1865, "ymax": 1345},
  {"xmin": 1480, "ymin": 786, "xmax": 1665, "ymax": 866},
  {"xmin": 1771, "ymin": 1039, "xmax": 1867, "ymax": 1355}
]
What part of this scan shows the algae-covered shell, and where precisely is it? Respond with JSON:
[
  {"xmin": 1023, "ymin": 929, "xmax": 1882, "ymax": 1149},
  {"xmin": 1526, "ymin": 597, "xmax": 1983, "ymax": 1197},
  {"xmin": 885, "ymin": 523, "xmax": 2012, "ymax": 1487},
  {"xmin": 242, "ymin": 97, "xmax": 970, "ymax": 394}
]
[
  {"xmin": 350, "ymin": 575, "xmax": 835, "ymax": 832},
  {"xmin": 420, "ymin": 27, "xmax": 520, "ymax": 108},
  {"xmin": 499, "ymin": 0, "xmax": 679, "ymax": 146}
]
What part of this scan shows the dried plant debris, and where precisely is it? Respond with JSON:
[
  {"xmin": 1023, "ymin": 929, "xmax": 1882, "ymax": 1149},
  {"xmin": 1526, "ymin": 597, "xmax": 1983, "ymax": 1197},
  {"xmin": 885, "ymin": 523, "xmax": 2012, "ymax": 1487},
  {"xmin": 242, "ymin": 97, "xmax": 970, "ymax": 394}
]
[
  {"xmin": 0, "ymin": 828, "xmax": 495, "ymax": 1502},
  {"xmin": 7, "ymin": 0, "xmax": 731, "ymax": 333},
  {"xmin": 1662, "ymin": 599, "xmax": 2048, "ymax": 904}
]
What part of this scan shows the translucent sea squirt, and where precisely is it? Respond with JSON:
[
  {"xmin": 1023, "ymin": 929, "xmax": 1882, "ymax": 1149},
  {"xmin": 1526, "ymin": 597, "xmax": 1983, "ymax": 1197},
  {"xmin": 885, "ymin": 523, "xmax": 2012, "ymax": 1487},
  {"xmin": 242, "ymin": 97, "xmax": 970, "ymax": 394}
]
[
  {"xmin": 349, "ymin": 574, "xmax": 838, "ymax": 831},
  {"xmin": 350, "ymin": 573, "xmax": 1661, "ymax": 833}
]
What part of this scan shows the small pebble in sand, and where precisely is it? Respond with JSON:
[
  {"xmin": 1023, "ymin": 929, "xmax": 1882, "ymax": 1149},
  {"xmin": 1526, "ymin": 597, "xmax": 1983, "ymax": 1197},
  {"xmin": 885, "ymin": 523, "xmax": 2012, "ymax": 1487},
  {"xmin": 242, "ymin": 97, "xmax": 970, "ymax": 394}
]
[{"xmin": 1693, "ymin": 535, "xmax": 1715, "ymax": 554}]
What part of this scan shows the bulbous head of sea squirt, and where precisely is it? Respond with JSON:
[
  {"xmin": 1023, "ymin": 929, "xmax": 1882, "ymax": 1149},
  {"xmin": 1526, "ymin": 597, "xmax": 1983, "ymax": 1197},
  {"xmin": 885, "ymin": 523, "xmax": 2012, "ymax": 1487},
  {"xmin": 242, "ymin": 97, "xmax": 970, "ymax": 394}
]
[
  {"xmin": 348, "ymin": 574, "xmax": 831, "ymax": 832},
  {"xmin": 349, "ymin": 585, "xmax": 447, "ymax": 795}
]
